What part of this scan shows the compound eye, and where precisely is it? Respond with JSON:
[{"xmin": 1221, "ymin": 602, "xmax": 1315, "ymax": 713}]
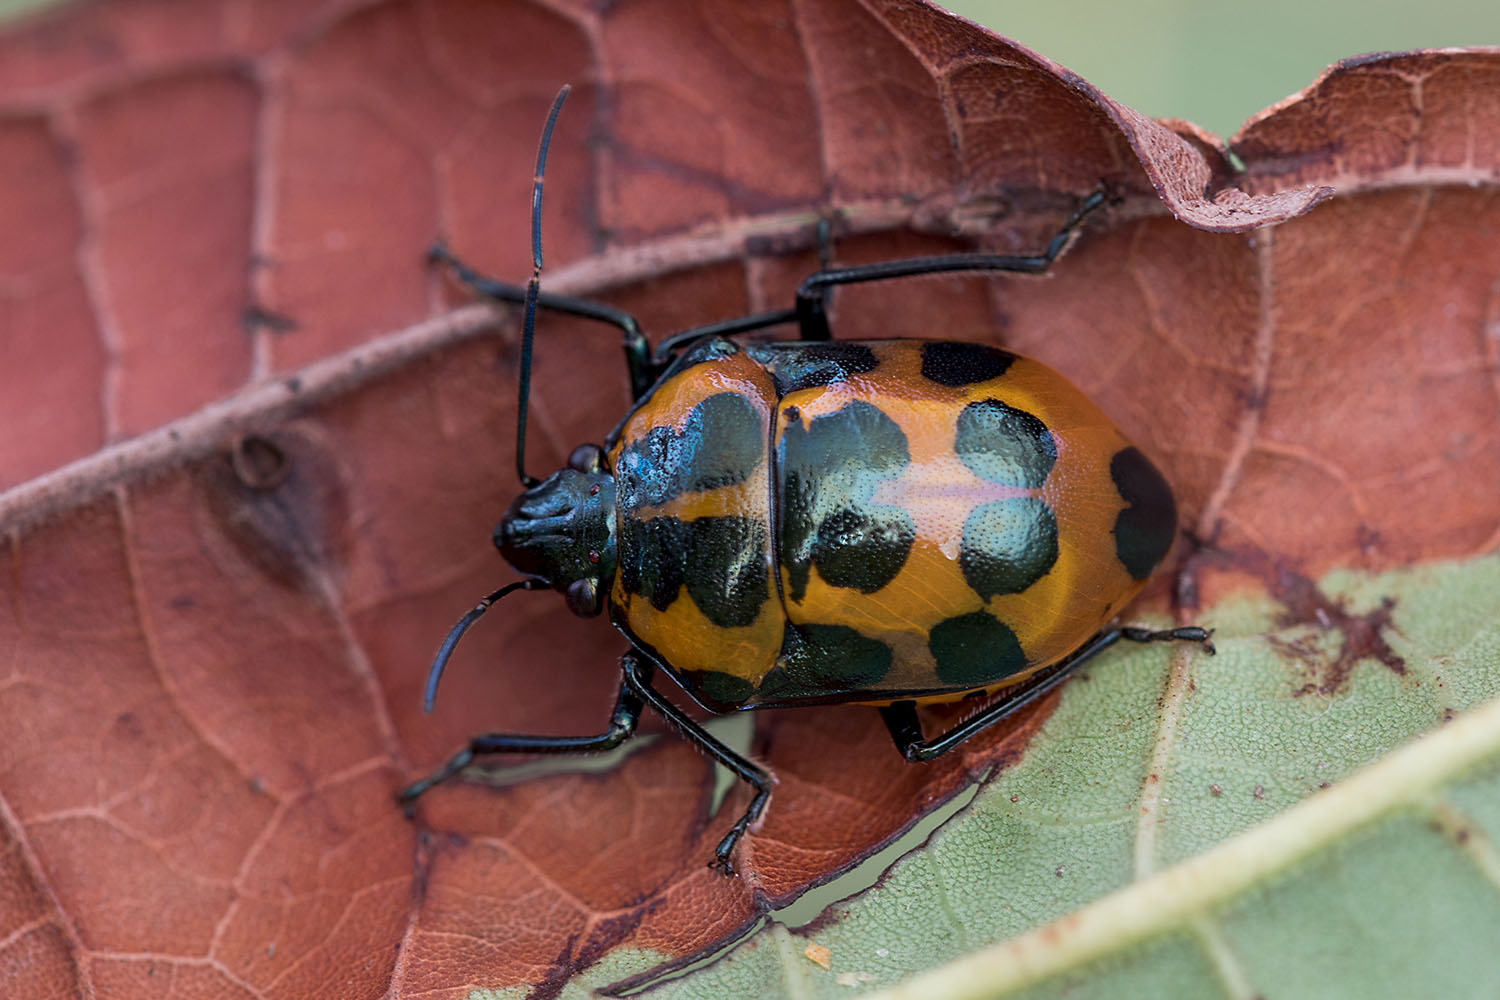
[
  {"xmin": 568, "ymin": 443, "xmax": 605, "ymax": 473},
  {"xmin": 564, "ymin": 578, "xmax": 603, "ymax": 617}
]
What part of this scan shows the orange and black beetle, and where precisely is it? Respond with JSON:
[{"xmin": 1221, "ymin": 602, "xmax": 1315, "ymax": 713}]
[{"xmin": 402, "ymin": 89, "xmax": 1211, "ymax": 874}]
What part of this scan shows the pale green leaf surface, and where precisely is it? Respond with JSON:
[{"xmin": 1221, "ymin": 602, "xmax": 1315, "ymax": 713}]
[{"xmin": 554, "ymin": 553, "xmax": 1500, "ymax": 999}]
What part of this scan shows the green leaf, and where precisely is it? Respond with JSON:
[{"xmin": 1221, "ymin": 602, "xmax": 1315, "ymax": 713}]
[{"xmin": 578, "ymin": 554, "xmax": 1500, "ymax": 998}]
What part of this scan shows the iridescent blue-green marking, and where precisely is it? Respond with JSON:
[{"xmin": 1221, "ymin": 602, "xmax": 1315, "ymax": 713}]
[
  {"xmin": 955, "ymin": 399, "xmax": 1056, "ymax": 489},
  {"xmin": 920, "ymin": 342, "xmax": 1017, "ymax": 387},
  {"xmin": 682, "ymin": 517, "xmax": 769, "ymax": 628},
  {"xmin": 929, "ymin": 611, "xmax": 1027, "ymax": 686},
  {"xmin": 674, "ymin": 336, "xmax": 740, "ymax": 369},
  {"xmin": 952, "ymin": 398, "xmax": 1060, "ymax": 598},
  {"xmin": 959, "ymin": 499, "xmax": 1059, "ymax": 599},
  {"xmin": 615, "ymin": 392, "xmax": 763, "ymax": 510},
  {"xmin": 778, "ymin": 401, "xmax": 915, "ymax": 601},
  {"xmin": 746, "ymin": 342, "xmax": 880, "ymax": 394},
  {"xmin": 1109, "ymin": 446, "xmax": 1177, "ymax": 579},
  {"xmin": 618, "ymin": 516, "xmax": 769, "ymax": 627}
]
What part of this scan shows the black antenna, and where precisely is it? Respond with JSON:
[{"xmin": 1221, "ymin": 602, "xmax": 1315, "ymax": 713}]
[
  {"xmin": 423, "ymin": 579, "xmax": 545, "ymax": 711},
  {"xmin": 514, "ymin": 85, "xmax": 571, "ymax": 489},
  {"xmin": 421, "ymin": 88, "xmax": 571, "ymax": 712}
]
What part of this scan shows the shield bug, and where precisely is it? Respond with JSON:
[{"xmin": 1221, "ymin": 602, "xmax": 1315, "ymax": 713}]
[{"xmin": 401, "ymin": 87, "xmax": 1212, "ymax": 875}]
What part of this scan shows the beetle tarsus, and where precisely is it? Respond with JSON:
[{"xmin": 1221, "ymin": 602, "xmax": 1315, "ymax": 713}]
[
  {"xmin": 1043, "ymin": 184, "xmax": 1109, "ymax": 259},
  {"xmin": 398, "ymin": 746, "xmax": 475, "ymax": 809},
  {"xmin": 1120, "ymin": 625, "xmax": 1215, "ymax": 655}
]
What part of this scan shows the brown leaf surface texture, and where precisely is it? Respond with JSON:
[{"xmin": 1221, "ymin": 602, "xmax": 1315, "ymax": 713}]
[{"xmin": 0, "ymin": 1, "xmax": 1496, "ymax": 997}]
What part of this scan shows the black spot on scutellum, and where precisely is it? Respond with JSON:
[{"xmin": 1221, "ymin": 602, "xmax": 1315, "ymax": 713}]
[
  {"xmin": 959, "ymin": 499, "xmax": 1059, "ymax": 599},
  {"xmin": 688, "ymin": 669, "xmax": 757, "ymax": 710},
  {"xmin": 955, "ymin": 399, "xmax": 1056, "ymax": 489},
  {"xmin": 952, "ymin": 399, "xmax": 1060, "ymax": 599},
  {"xmin": 929, "ymin": 611, "xmax": 1028, "ymax": 686}
]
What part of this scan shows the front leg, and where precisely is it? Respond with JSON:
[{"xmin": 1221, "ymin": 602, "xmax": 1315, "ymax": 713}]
[
  {"xmin": 620, "ymin": 653, "xmax": 774, "ymax": 876},
  {"xmin": 399, "ymin": 657, "xmax": 647, "ymax": 805}
]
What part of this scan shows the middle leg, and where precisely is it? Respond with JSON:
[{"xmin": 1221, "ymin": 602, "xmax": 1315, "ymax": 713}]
[{"xmin": 620, "ymin": 653, "xmax": 773, "ymax": 876}]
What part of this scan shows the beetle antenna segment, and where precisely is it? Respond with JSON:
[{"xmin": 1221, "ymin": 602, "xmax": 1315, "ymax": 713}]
[
  {"xmin": 514, "ymin": 84, "xmax": 571, "ymax": 489},
  {"xmin": 423, "ymin": 579, "xmax": 545, "ymax": 712}
]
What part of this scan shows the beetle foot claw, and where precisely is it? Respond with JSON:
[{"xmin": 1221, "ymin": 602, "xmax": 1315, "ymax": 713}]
[{"xmin": 1178, "ymin": 626, "xmax": 1217, "ymax": 655}]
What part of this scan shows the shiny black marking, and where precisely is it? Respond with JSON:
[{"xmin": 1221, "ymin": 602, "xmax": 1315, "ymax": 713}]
[
  {"xmin": 617, "ymin": 517, "xmax": 687, "ymax": 611},
  {"xmin": 618, "ymin": 516, "xmax": 769, "ymax": 627},
  {"xmin": 1110, "ymin": 446, "xmax": 1177, "ymax": 579},
  {"xmin": 929, "ymin": 611, "xmax": 1027, "ymax": 686},
  {"xmin": 779, "ymin": 401, "xmax": 914, "ymax": 601},
  {"xmin": 746, "ymin": 342, "xmax": 880, "ymax": 395},
  {"xmin": 960, "ymin": 499, "xmax": 1059, "ymax": 599},
  {"xmin": 920, "ymin": 342, "xmax": 1017, "ymax": 387},
  {"xmin": 811, "ymin": 507, "xmax": 915, "ymax": 595},
  {"xmin": 956, "ymin": 399, "xmax": 1056, "ymax": 489},
  {"xmin": 691, "ymin": 670, "xmax": 756, "ymax": 709},
  {"xmin": 759, "ymin": 623, "xmax": 893, "ymax": 699},
  {"xmin": 615, "ymin": 392, "xmax": 762, "ymax": 510},
  {"xmin": 675, "ymin": 336, "xmax": 740, "ymax": 368},
  {"xmin": 683, "ymin": 517, "xmax": 769, "ymax": 628}
]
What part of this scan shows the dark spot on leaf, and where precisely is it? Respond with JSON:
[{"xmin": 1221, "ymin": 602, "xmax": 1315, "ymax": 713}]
[
  {"xmin": 1184, "ymin": 543, "xmax": 1406, "ymax": 695},
  {"xmin": 203, "ymin": 428, "xmax": 350, "ymax": 590}
]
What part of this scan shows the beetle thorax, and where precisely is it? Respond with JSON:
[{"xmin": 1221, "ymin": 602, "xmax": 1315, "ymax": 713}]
[{"xmin": 493, "ymin": 451, "xmax": 616, "ymax": 617}]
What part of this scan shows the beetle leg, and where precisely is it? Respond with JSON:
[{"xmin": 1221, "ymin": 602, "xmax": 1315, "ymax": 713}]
[
  {"xmin": 645, "ymin": 213, "xmax": 845, "ymax": 364},
  {"xmin": 428, "ymin": 243, "xmax": 654, "ymax": 399},
  {"xmin": 398, "ymin": 664, "xmax": 646, "ymax": 805},
  {"xmin": 620, "ymin": 652, "xmax": 773, "ymax": 877},
  {"xmin": 648, "ymin": 306, "xmax": 801, "ymax": 369},
  {"xmin": 645, "ymin": 188, "xmax": 1107, "ymax": 362},
  {"xmin": 880, "ymin": 624, "xmax": 1212, "ymax": 763},
  {"xmin": 792, "ymin": 187, "xmax": 1109, "ymax": 342}
]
